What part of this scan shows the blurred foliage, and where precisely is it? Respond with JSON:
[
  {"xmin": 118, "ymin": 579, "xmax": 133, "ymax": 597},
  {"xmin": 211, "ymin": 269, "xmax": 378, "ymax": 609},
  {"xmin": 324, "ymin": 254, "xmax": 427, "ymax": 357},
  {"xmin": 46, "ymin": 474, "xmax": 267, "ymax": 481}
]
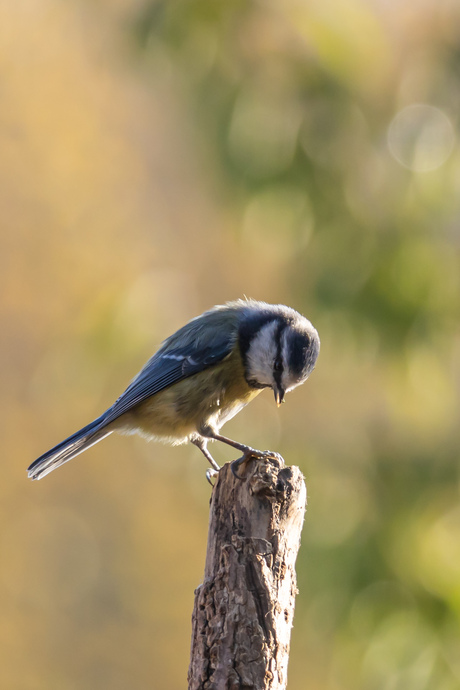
[{"xmin": 1, "ymin": 0, "xmax": 460, "ymax": 688}]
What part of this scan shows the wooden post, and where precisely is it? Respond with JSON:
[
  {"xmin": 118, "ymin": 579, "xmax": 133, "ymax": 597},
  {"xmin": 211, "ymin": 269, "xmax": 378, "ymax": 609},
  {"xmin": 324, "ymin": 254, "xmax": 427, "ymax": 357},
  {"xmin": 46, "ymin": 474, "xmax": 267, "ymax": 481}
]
[{"xmin": 188, "ymin": 455, "xmax": 307, "ymax": 690}]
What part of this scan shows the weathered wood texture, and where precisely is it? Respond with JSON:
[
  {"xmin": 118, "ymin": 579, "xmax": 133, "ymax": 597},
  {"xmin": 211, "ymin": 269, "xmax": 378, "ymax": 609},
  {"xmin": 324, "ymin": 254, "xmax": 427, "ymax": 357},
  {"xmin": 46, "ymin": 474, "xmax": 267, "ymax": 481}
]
[{"xmin": 188, "ymin": 456, "xmax": 307, "ymax": 690}]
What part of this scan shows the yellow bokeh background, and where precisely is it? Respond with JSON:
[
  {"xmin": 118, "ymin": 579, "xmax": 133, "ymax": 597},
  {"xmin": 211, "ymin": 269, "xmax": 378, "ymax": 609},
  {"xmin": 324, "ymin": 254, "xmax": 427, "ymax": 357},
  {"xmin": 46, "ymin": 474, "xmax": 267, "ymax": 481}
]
[{"xmin": 1, "ymin": 1, "xmax": 460, "ymax": 688}]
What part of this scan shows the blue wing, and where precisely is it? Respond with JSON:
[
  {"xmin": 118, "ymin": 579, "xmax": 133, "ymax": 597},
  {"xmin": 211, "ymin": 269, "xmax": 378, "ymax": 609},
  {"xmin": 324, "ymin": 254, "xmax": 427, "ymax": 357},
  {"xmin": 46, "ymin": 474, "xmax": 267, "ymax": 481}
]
[
  {"xmin": 102, "ymin": 308, "xmax": 239, "ymax": 425},
  {"xmin": 103, "ymin": 343, "xmax": 232, "ymax": 423}
]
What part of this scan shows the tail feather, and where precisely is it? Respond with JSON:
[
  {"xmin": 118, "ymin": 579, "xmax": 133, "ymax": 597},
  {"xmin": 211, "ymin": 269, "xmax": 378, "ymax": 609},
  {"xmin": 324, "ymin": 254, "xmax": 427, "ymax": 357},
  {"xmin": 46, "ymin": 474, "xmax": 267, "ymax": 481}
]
[{"xmin": 28, "ymin": 415, "xmax": 111, "ymax": 480}]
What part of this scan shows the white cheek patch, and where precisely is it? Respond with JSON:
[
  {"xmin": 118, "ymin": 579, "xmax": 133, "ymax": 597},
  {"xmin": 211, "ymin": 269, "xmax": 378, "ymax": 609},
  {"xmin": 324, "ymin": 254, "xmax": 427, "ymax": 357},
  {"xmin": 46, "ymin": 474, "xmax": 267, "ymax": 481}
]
[{"xmin": 245, "ymin": 320, "xmax": 279, "ymax": 386}]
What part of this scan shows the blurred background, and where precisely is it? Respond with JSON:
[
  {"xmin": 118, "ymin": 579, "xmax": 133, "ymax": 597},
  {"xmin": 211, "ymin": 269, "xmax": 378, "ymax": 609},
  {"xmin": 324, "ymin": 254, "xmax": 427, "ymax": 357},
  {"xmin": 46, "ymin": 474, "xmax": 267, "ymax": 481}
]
[{"xmin": 1, "ymin": 0, "xmax": 460, "ymax": 688}]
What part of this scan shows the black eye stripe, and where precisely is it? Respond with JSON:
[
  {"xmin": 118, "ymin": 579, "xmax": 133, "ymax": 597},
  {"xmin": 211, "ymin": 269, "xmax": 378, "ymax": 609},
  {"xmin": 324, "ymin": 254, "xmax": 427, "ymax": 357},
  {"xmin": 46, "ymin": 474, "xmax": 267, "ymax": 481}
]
[
  {"xmin": 275, "ymin": 323, "xmax": 284, "ymax": 357},
  {"xmin": 273, "ymin": 323, "xmax": 284, "ymax": 388}
]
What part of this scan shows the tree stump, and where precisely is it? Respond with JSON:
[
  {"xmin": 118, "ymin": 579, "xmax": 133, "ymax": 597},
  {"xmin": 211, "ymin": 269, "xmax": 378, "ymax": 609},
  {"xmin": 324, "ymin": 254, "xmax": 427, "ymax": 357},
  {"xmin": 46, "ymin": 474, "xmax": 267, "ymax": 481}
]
[{"xmin": 188, "ymin": 455, "xmax": 307, "ymax": 690}]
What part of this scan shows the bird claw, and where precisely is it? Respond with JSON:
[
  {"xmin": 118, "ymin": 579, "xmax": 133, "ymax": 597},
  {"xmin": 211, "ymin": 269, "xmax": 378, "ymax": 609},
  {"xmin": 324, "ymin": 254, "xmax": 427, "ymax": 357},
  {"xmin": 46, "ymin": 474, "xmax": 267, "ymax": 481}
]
[
  {"xmin": 230, "ymin": 448, "xmax": 284, "ymax": 480},
  {"xmin": 206, "ymin": 468, "xmax": 219, "ymax": 486}
]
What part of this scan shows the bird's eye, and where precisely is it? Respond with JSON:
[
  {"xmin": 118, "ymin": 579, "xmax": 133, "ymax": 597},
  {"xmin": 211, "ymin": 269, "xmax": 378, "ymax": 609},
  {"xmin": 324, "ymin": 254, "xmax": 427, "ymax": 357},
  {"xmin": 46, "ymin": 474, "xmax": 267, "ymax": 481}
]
[{"xmin": 274, "ymin": 358, "xmax": 283, "ymax": 372}]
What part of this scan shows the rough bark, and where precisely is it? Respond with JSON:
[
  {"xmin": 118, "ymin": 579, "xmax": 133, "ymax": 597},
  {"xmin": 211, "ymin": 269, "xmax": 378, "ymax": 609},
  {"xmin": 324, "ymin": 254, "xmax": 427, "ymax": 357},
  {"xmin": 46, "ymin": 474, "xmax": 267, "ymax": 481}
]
[{"xmin": 188, "ymin": 455, "xmax": 307, "ymax": 690}]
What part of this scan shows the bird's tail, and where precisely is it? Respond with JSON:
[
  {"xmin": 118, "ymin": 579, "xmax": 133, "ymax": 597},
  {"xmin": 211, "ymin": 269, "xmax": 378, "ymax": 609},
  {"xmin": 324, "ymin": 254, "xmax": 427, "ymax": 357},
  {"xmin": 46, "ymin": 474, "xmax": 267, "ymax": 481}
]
[{"xmin": 27, "ymin": 415, "xmax": 111, "ymax": 480}]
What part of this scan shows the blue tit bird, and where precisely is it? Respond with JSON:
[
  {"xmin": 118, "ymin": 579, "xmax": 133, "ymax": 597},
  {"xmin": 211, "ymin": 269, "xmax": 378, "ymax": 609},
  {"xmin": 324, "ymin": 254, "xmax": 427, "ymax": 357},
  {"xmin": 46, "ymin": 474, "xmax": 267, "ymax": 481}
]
[{"xmin": 28, "ymin": 299, "xmax": 320, "ymax": 481}]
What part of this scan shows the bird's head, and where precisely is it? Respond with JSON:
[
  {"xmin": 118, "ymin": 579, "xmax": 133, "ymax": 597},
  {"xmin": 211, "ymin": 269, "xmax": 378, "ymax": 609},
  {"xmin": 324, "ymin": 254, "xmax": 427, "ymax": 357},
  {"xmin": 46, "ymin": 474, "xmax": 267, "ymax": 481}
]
[{"xmin": 239, "ymin": 305, "xmax": 320, "ymax": 406}]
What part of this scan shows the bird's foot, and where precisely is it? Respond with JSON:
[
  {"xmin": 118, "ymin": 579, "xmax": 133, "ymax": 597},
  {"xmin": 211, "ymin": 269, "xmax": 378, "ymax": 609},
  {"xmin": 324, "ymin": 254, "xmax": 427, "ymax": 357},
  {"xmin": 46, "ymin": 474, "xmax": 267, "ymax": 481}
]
[
  {"xmin": 231, "ymin": 448, "xmax": 284, "ymax": 480},
  {"xmin": 206, "ymin": 468, "xmax": 219, "ymax": 486}
]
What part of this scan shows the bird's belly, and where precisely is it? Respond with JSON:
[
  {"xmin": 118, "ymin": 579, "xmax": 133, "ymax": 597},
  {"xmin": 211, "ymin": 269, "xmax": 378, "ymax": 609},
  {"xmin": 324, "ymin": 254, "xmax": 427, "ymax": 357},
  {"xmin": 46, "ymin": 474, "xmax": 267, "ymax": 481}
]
[{"xmin": 114, "ymin": 386, "xmax": 198, "ymax": 443}]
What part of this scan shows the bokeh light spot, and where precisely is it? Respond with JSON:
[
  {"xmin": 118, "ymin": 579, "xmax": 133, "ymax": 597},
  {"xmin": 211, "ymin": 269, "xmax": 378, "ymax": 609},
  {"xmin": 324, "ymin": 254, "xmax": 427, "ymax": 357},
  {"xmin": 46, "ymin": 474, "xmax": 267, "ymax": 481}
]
[{"xmin": 388, "ymin": 104, "xmax": 455, "ymax": 172}]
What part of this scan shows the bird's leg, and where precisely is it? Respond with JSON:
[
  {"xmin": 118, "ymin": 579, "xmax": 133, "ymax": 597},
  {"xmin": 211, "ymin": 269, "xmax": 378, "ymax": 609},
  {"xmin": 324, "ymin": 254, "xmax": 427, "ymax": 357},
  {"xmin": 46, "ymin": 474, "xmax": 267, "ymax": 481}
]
[
  {"xmin": 191, "ymin": 437, "xmax": 220, "ymax": 486},
  {"xmin": 191, "ymin": 436, "xmax": 220, "ymax": 470},
  {"xmin": 204, "ymin": 432, "xmax": 284, "ymax": 479}
]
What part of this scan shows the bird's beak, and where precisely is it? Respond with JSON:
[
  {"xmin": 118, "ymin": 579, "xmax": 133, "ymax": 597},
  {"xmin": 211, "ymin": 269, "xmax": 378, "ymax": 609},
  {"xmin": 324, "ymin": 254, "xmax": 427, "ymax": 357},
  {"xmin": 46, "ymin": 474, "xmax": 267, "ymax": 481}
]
[{"xmin": 274, "ymin": 387, "xmax": 285, "ymax": 407}]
